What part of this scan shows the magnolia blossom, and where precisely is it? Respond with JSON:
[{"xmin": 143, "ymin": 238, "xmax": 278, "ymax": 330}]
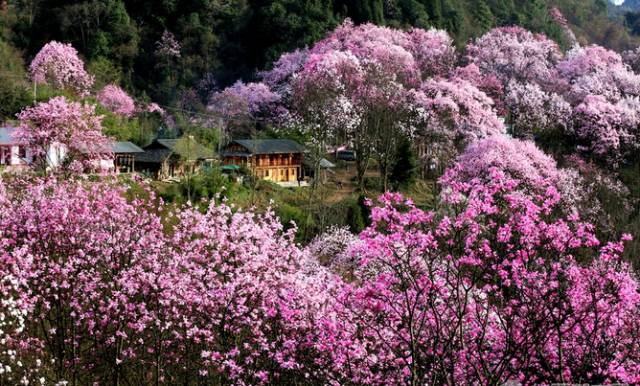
[
  {"xmin": 440, "ymin": 135, "xmax": 585, "ymax": 214},
  {"xmin": 208, "ymin": 81, "xmax": 280, "ymax": 124},
  {"xmin": 466, "ymin": 26, "xmax": 562, "ymax": 86},
  {"xmin": 505, "ymin": 80, "xmax": 571, "ymax": 136},
  {"xmin": 556, "ymin": 45, "xmax": 640, "ymax": 103},
  {"xmin": 97, "ymin": 84, "xmax": 136, "ymax": 117},
  {"xmin": 306, "ymin": 226, "xmax": 362, "ymax": 275},
  {"xmin": 260, "ymin": 48, "xmax": 308, "ymax": 93},
  {"xmin": 406, "ymin": 27, "xmax": 457, "ymax": 77},
  {"xmin": 29, "ymin": 41, "xmax": 94, "ymax": 95},
  {"xmin": 0, "ymin": 178, "xmax": 334, "ymax": 385},
  {"xmin": 15, "ymin": 96, "xmax": 111, "ymax": 172},
  {"xmin": 451, "ymin": 64, "xmax": 505, "ymax": 114},
  {"xmin": 155, "ymin": 30, "xmax": 181, "ymax": 59},
  {"xmin": 571, "ymin": 94, "xmax": 639, "ymax": 161},
  {"xmin": 414, "ymin": 77, "xmax": 505, "ymax": 144}
]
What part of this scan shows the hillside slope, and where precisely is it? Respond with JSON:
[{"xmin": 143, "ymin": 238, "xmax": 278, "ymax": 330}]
[{"xmin": 0, "ymin": 0, "xmax": 636, "ymax": 109}]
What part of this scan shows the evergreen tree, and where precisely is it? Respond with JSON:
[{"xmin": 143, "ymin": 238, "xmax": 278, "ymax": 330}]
[
  {"xmin": 474, "ymin": 0, "xmax": 495, "ymax": 31},
  {"xmin": 390, "ymin": 136, "xmax": 417, "ymax": 191}
]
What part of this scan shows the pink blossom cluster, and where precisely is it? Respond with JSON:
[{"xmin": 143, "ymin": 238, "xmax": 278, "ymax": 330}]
[
  {"xmin": 466, "ymin": 26, "xmax": 563, "ymax": 86},
  {"xmin": 0, "ymin": 177, "xmax": 335, "ymax": 385},
  {"xmin": 1, "ymin": 158, "xmax": 639, "ymax": 384},
  {"xmin": 260, "ymin": 48, "xmax": 308, "ymax": 93},
  {"xmin": 208, "ymin": 81, "xmax": 281, "ymax": 126},
  {"xmin": 414, "ymin": 77, "xmax": 505, "ymax": 144},
  {"xmin": 571, "ymin": 94, "xmax": 640, "ymax": 160},
  {"xmin": 96, "ymin": 84, "xmax": 136, "ymax": 117},
  {"xmin": 316, "ymin": 175, "xmax": 639, "ymax": 384},
  {"xmin": 306, "ymin": 226, "xmax": 362, "ymax": 275},
  {"xmin": 556, "ymin": 45, "xmax": 640, "ymax": 103},
  {"xmin": 155, "ymin": 30, "xmax": 181, "ymax": 59},
  {"xmin": 29, "ymin": 41, "xmax": 94, "ymax": 95},
  {"xmin": 451, "ymin": 64, "xmax": 506, "ymax": 114},
  {"xmin": 273, "ymin": 20, "xmax": 478, "ymax": 188},
  {"xmin": 15, "ymin": 96, "xmax": 112, "ymax": 173},
  {"xmin": 505, "ymin": 80, "xmax": 571, "ymax": 135},
  {"xmin": 467, "ymin": 26, "xmax": 640, "ymax": 164}
]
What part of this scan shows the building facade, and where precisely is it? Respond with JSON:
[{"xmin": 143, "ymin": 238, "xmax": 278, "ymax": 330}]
[
  {"xmin": 135, "ymin": 137, "xmax": 216, "ymax": 180},
  {"xmin": 0, "ymin": 127, "xmax": 65, "ymax": 171},
  {"xmin": 221, "ymin": 139, "xmax": 304, "ymax": 183}
]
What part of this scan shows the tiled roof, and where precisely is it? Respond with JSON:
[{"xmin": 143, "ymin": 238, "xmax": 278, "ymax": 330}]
[
  {"xmin": 231, "ymin": 139, "xmax": 304, "ymax": 155},
  {"xmin": 134, "ymin": 148, "xmax": 173, "ymax": 163},
  {"xmin": 113, "ymin": 141, "xmax": 144, "ymax": 153},
  {"xmin": 156, "ymin": 138, "xmax": 216, "ymax": 159}
]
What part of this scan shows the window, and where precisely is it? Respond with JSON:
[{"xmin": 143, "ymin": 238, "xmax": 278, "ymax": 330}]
[{"xmin": 280, "ymin": 169, "xmax": 284, "ymax": 176}]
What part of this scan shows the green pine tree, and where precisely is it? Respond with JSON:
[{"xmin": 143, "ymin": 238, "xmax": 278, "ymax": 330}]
[{"xmin": 390, "ymin": 136, "xmax": 417, "ymax": 191}]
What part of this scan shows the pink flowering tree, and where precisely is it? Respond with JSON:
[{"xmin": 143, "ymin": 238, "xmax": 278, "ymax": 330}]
[
  {"xmin": 272, "ymin": 20, "xmax": 457, "ymax": 190},
  {"xmin": 96, "ymin": 84, "xmax": 136, "ymax": 117},
  {"xmin": 505, "ymin": 81, "xmax": 571, "ymax": 138},
  {"xmin": 406, "ymin": 27, "xmax": 457, "ymax": 78},
  {"xmin": 556, "ymin": 45, "xmax": 640, "ymax": 104},
  {"xmin": 15, "ymin": 96, "xmax": 112, "ymax": 173},
  {"xmin": 260, "ymin": 48, "xmax": 308, "ymax": 97},
  {"xmin": 208, "ymin": 81, "xmax": 281, "ymax": 137},
  {"xmin": 160, "ymin": 203, "xmax": 331, "ymax": 385},
  {"xmin": 451, "ymin": 64, "xmax": 505, "ymax": 115},
  {"xmin": 0, "ymin": 179, "xmax": 168, "ymax": 384},
  {"xmin": 410, "ymin": 77, "xmax": 505, "ymax": 174},
  {"xmin": 0, "ymin": 177, "xmax": 335, "ymax": 385},
  {"xmin": 291, "ymin": 49, "xmax": 364, "ymax": 188},
  {"xmin": 155, "ymin": 30, "xmax": 181, "ymax": 60},
  {"xmin": 311, "ymin": 171, "xmax": 640, "ymax": 384},
  {"xmin": 466, "ymin": 26, "xmax": 563, "ymax": 87},
  {"xmin": 29, "ymin": 41, "xmax": 94, "ymax": 95},
  {"xmin": 570, "ymin": 94, "xmax": 640, "ymax": 163}
]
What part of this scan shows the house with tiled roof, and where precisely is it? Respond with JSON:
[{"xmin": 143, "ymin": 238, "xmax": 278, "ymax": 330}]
[
  {"xmin": 221, "ymin": 139, "xmax": 305, "ymax": 183},
  {"xmin": 0, "ymin": 126, "xmax": 68, "ymax": 172},
  {"xmin": 136, "ymin": 137, "xmax": 215, "ymax": 179}
]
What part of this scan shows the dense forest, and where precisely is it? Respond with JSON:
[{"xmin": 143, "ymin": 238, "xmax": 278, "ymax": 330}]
[{"xmin": 0, "ymin": 0, "xmax": 637, "ymax": 114}]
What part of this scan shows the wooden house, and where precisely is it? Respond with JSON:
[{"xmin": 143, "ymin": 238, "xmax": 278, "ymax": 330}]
[
  {"xmin": 0, "ymin": 127, "xmax": 29, "ymax": 171},
  {"xmin": 0, "ymin": 126, "xmax": 66, "ymax": 172},
  {"xmin": 112, "ymin": 142, "xmax": 144, "ymax": 173},
  {"xmin": 135, "ymin": 137, "xmax": 215, "ymax": 180},
  {"xmin": 221, "ymin": 139, "xmax": 304, "ymax": 183}
]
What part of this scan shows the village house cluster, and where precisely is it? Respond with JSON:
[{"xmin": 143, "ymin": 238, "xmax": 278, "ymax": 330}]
[{"xmin": 0, "ymin": 126, "xmax": 338, "ymax": 186}]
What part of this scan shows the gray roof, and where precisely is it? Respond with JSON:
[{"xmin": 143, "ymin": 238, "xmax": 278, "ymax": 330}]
[
  {"xmin": 79, "ymin": 140, "xmax": 145, "ymax": 154},
  {"xmin": 135, "ymin": 148, "xmax": 173, "ymax": 163},
  {"xmin": 156, "ymin": 138, "xmax": 216, "ymax": 159},
  {"xmin": 304, "ymin": 157, "xmax": 335, "ymax": 169},
  {"xmin": 230, "ymin": 139, "xmax": 305, "ymax": 155},
  {"xmin": 113, "ymin": 141, "xmax": 144, "ymax": 153},
  {"xmin": 0, "ymin": 127, "xmax": 16, "ymax": 145}
]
